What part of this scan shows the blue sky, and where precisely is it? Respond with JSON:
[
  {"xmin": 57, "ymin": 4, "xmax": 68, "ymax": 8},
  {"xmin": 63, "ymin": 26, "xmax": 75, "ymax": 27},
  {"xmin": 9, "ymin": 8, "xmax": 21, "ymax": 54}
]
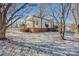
[{"xmin": 16, "ymin": 3, "xmax": 75, "ymax": 25}]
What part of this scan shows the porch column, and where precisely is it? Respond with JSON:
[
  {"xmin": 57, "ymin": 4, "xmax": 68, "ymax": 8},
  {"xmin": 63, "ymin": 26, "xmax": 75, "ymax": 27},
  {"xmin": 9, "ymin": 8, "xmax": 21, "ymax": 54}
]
[{"xmin": 32, "ymin": 17, "xmax": 35, "ymax": 32}]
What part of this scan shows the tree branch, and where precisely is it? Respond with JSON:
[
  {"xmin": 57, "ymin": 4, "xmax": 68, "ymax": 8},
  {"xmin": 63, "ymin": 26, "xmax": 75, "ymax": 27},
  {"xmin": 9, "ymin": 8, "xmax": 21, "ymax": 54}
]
[
  {"xmin": 6, "ymin": 16, "xmax": 22, "ymax": 28},
  {"xmin": 6, "ymin": 3, "xmax": 27, "ymax": 25},
  {"xmin": 49, "ymin": 4, "xmax": 59, "ymax": 25}
]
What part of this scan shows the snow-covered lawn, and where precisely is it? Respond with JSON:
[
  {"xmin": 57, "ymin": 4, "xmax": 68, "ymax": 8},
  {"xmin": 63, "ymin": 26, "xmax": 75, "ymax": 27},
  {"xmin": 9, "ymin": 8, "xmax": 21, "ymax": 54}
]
[{"xmin": 0, "ymin": 29, "xmax": 79, "ymax": 56}]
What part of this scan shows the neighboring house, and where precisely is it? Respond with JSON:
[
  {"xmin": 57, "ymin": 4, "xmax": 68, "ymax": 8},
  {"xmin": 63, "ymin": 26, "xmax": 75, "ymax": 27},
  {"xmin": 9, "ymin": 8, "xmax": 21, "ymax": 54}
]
[
  {"xmin": 65, "ymin": 24, "xmax": 78, "ymax": 33},
  {"xmin": 58, "ymin": 24, "xmax": 75, "ymax": 32},
  {"xmin": 69, "ymin": 24, "xmax": 78, "ymax": 33}
]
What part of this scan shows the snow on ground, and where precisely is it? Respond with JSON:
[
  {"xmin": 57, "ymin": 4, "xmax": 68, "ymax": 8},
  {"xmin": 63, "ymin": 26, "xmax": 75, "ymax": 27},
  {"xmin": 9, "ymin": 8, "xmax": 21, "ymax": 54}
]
[{"xmin": 0, "ymin": 29, "xmax": 79, "ymax": 56}]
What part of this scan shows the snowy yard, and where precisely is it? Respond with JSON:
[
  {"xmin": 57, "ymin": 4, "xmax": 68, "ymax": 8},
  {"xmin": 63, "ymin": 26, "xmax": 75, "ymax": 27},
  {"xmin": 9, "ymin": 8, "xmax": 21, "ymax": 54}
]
[{"xmin": 0, "ymin": 29, "xmax": 79, "ymax": 56}]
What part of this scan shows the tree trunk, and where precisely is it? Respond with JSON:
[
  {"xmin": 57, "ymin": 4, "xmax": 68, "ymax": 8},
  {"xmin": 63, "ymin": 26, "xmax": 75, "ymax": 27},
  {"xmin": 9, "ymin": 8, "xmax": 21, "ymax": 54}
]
[
  {"xmin": 61, "ymin": 21, "xmax": 65, "ymax": 40},
  {"xmin": 59, "ymin": 18, "xmax": 65, "ymax": 40},
  {"xmin": 71, "ymin": 10, "xmax": 79, "ymax": 33},
  {"xmin": 60, "ymin": 29, "xmax": 65, "ymax": 40},
  {"xmin": 0, "ymin": 28, "xmax": 6, "ymax": 40}
]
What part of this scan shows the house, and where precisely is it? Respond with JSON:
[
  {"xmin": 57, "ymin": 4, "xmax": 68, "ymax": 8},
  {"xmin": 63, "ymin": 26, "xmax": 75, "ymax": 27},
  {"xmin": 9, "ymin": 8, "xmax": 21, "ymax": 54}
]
[{"xmin": 20, "ymin": 16, "xmax": 57, "ymax": 32}]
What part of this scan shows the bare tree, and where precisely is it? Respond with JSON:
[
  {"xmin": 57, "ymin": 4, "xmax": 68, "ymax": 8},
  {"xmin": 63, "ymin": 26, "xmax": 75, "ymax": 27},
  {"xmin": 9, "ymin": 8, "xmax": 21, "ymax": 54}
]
[
  {"xmin": 48, "ymin": 4, "xmax": 60, "ymax": 32},
  {"xmin": 71, "ymin": 3, "xmax": 79, "ymax": 33},
  {"xmin": 49, "ymin": 4, "xmax": 59, "ymax": 26},
  {"xmin": 0, "ymin": 3, "xmax": 34, "ymax": 39},
  {"xmin": 39, "ymin": 4, "xmax": 46, "ymax": 31},
  {"xmin": 49, "ymin": 3, "xmax": 71, "ymax": 40},
  {"xmin": 59, "ymin": 4, "xmax": 71, "ymax": 40}
]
